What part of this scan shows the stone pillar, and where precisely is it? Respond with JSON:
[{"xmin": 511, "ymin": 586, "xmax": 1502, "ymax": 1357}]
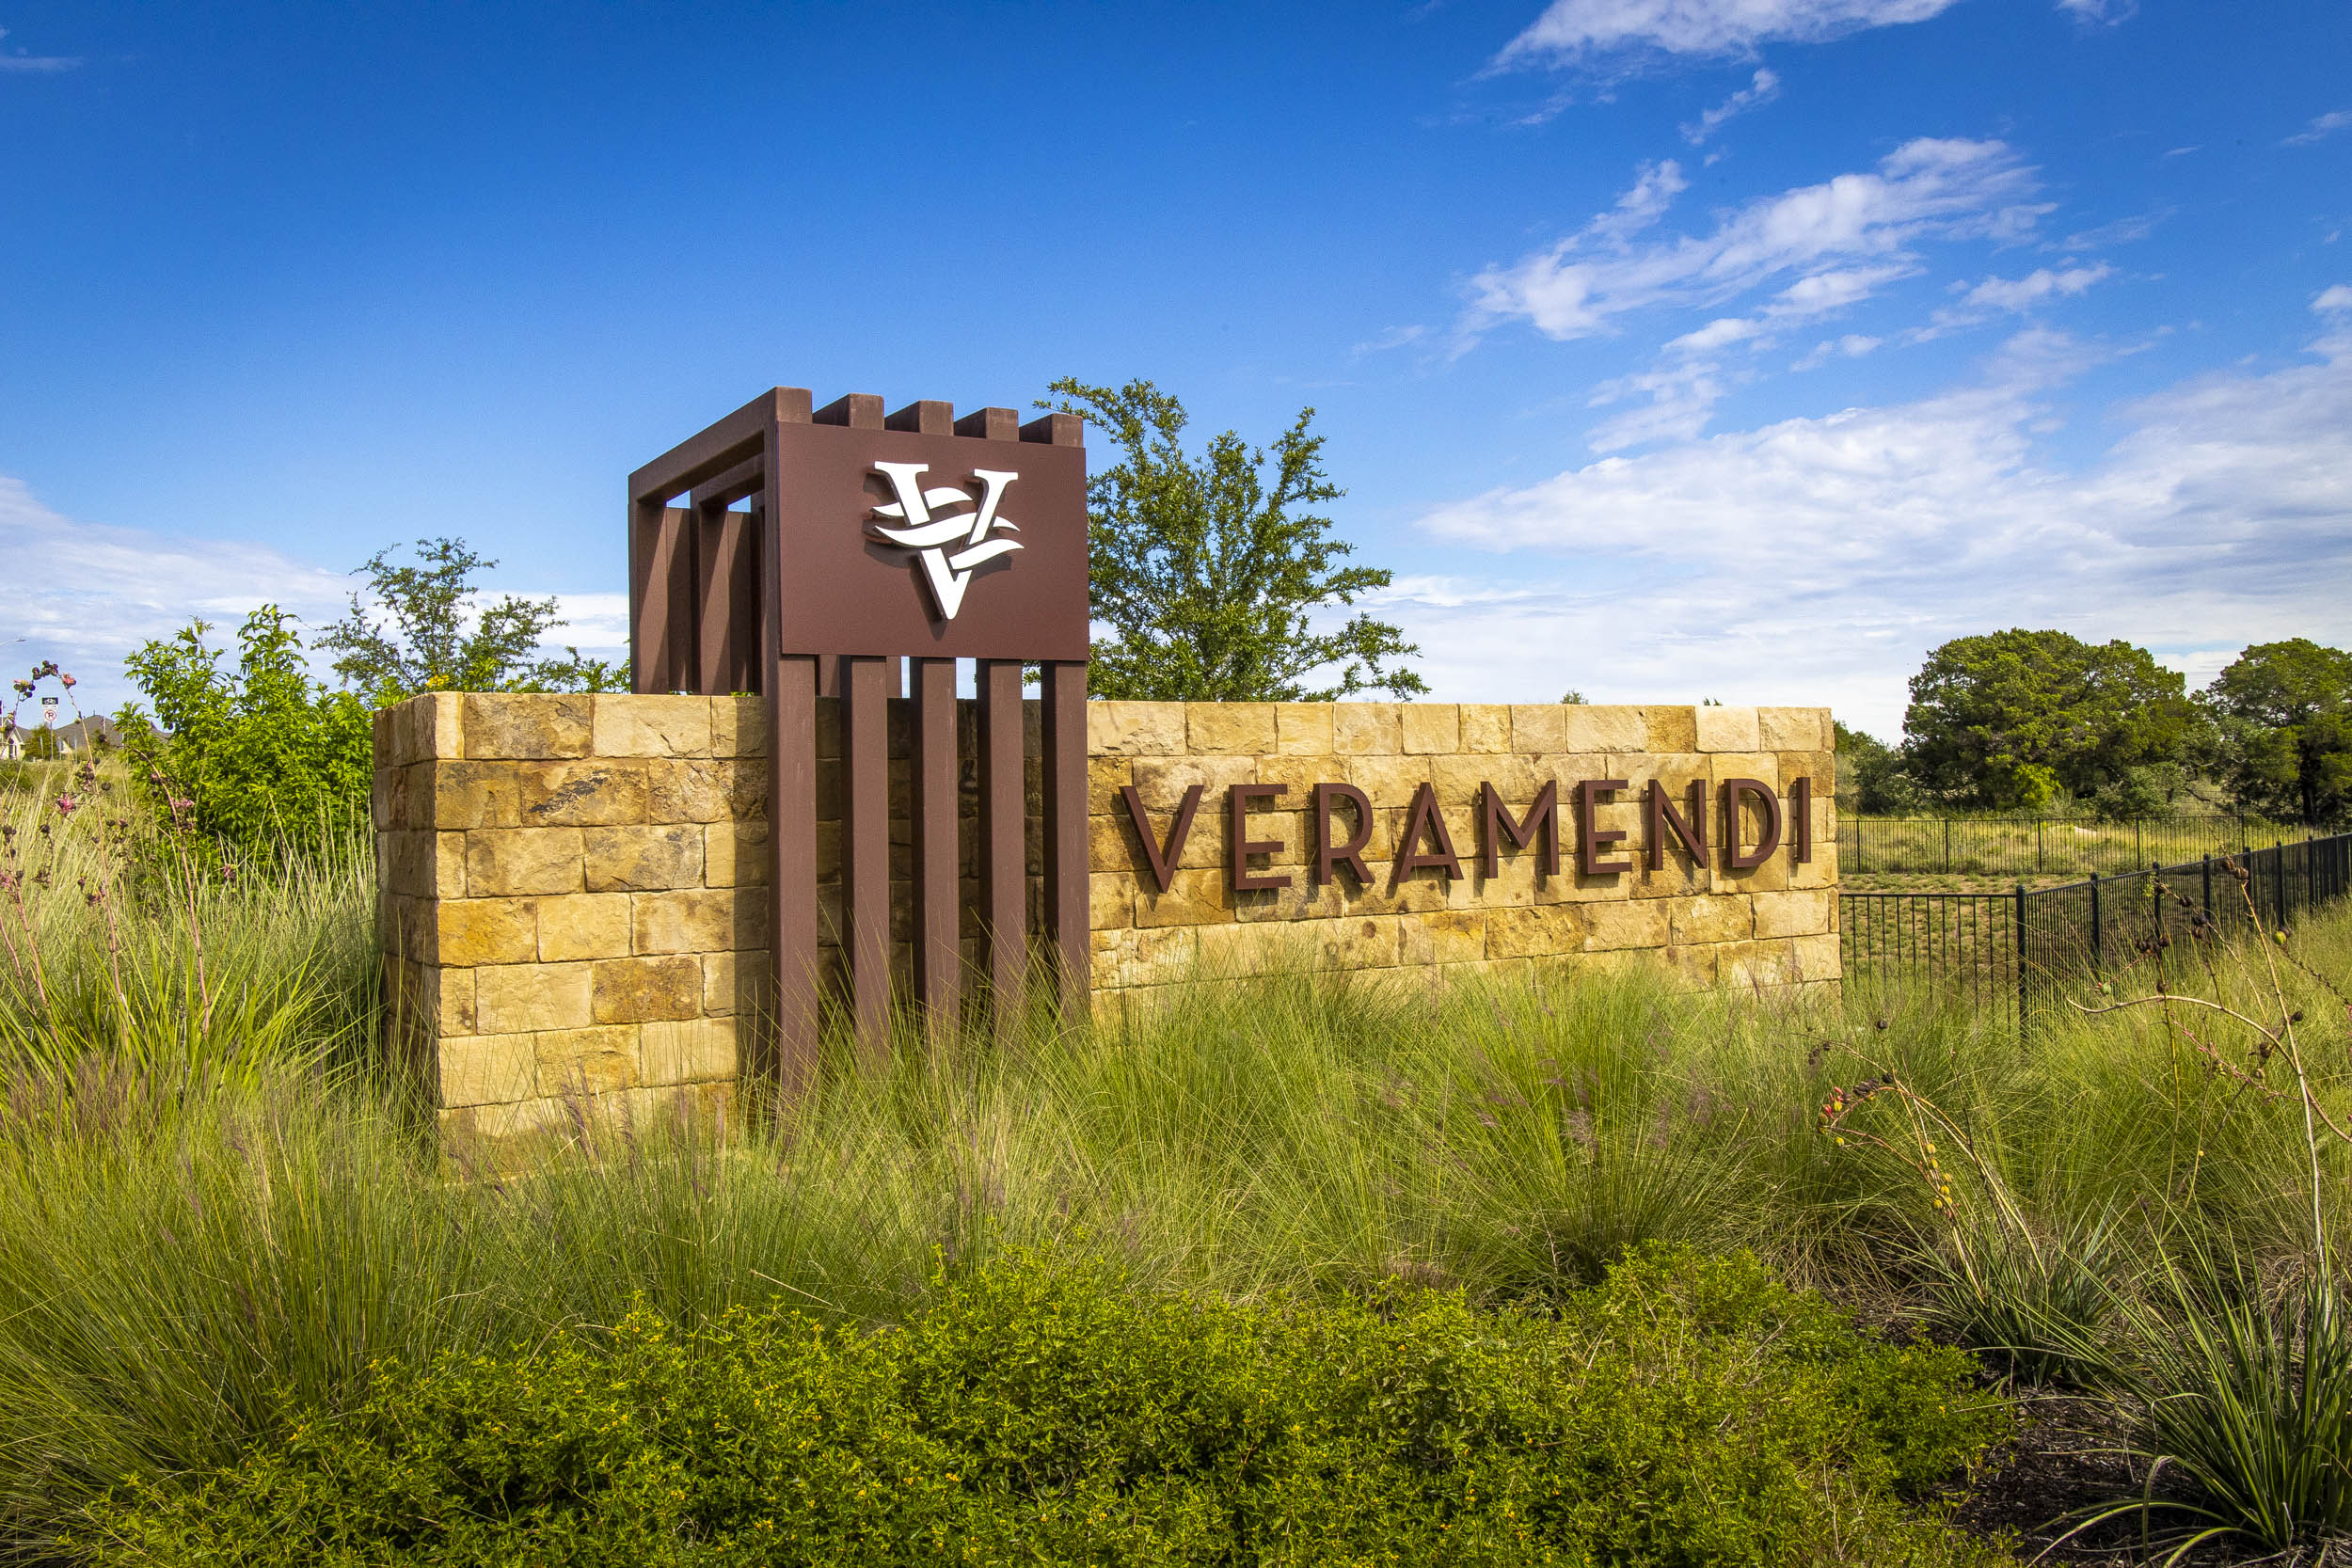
[{"xmin": 374, "ymin": 692, "xmax": 767, "ymax": 1144}]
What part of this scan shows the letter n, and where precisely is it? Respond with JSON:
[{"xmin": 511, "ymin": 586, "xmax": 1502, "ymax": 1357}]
[{"xmin": 1645, "ymin": 780, "xmax": 1707, "ymax": 871}]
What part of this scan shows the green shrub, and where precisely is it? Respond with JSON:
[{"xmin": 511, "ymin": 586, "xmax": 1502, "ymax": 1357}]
[
  {"xmin": 120, "ymin": 607, "xmax": 373, "ymax": 853},
  {"xmin": 74, "ymin": 1247, "xmax": 2007, "ymax": 1568}
]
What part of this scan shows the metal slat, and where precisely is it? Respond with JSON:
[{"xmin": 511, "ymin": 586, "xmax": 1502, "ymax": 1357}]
[
  {"xmin": 977, "ymin": 659, "xmax": 1026, "ymax": 1027},
  {"xmin": 842, "ymin": 657, "xmax": 893, "ymax": 1064},
  {"xmin": 912, "ymin": 657, "xmax": 961, "ymax": 1037}
]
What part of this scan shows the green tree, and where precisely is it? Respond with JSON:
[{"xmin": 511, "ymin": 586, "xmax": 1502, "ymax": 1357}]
[
  {"xmin": 316, "ymin": 537, "xmax": 626, "ymax": 704},
  {"xmin": 2200, "ymin": 638, "xmax": 2352, "ymax": 826},
  {"xmin": 121, "ymin": 607, "xmax": 374, "ymax": 848},
  {"xmin": 1041, "ymin": 378, "xmax": 1424, "ymax": 701},
  {"xmin": 1899, "ymin": 628, "xmax": 2194, "ymax": 812},
  {"xmin": 1833, "ymin": 721, "xmax": 1921, "ymax": 815}
]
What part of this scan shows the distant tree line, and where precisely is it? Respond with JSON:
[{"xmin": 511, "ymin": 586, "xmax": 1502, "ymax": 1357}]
[{"xmin": 1837, "ymin": 628, "xmax": 2352, "ymax": 827}]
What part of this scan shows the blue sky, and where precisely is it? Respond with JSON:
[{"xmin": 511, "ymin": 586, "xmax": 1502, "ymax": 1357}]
[{"xmin": 4, "ymin": 0, "xmax": 2348, "ymax": 736}]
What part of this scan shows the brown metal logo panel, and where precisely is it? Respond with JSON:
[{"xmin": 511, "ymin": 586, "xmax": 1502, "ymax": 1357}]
[{"xmin": 770, "ymin": 423, "xmax": 1089, "ymax": 661}]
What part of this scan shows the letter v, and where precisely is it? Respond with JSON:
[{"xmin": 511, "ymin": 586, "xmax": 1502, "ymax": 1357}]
[{"xmin": 1120, "ymin": 784, "xmax": 1204, "ymax": 895}]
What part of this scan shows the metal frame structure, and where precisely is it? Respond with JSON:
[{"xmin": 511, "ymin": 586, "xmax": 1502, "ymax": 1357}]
[{"xmin": 628, "ymin": 388, "xmax": 1089, "ymax": 1085}]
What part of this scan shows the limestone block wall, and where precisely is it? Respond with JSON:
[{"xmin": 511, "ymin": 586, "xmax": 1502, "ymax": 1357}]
[
  {"xmin": 377, "ymin": 694, "xmax": 1837, "ymax": 1133},
  {"xmin": 1084, "ymin": 702, "xmax": 1839, "ymax": 1020}
]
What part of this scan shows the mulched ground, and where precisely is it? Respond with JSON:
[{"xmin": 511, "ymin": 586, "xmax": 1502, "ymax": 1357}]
[{"xmin": 1951, "ymin": 1386, "xmax": 2352, "ymax": 1565}]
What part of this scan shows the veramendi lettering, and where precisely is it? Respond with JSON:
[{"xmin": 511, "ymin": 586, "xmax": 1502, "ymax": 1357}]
[{"xmin": 1117, "ymin": 776, "xmax": 1816, "ymax": 895}]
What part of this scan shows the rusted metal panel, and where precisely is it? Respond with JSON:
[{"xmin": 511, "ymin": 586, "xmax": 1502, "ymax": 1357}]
[
  {"xmin": 912, "ymin": 657, "xmax": 961, "ymax": 1032},
  {"xmin": 1041, "ymin": 661, "xmax": 1089, "ymax": 1010},
  {"xmin": 843, "ymin": 657, "xmax": 892, "ymax": 1063},
  {"xmin": 764, "ymin": 423, "xmax": 1088, "ymax": 661},
  {"xmin": 977, "ymin": 658, "xmax": 1026, "ymax": 1022},
  {"xmin": 770, "ymin": 655, "xmax": 821, "ymax": 1092}
]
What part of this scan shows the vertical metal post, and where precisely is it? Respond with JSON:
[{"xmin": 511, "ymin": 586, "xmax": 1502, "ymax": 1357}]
[
  {"xmin": 841, "ymin": 656, "xmax": 893, "ymax": 1064},
  {"xmin": 2014, "ymin": 882, "xmax": 2029, "ymax": 1032},
  {"xmin": 2276, "ymin": 840, "xmax": 2288, "ymax": 932},
  {"xmin": 911, "ymin": 657, "xmax": 961, "ymax": 1036},
  {"xmin": 1944, "ymin": 817, "xmax": 1950, "ymax": 876},
  {"xmin": 977, "ymin": 659, "xmax": 1027, "ymax": 1025},
  {"xmin": 2037, "ymin": 818, "xmax": 2044, "ymax": 876},
  {"xmin": 2202, "ymin": 852, "xmax": 2212, "ymax": 922},
  {"xmin": 1040, "ymin": 660, "xmax": 1089, "ymax": 1016},
  {"xmin": 2089, "ymin": 870, "xmax": 2102, "ymax": 976},
  {"xmin": 628, "ymin": 503, "xmax": 695, "ymax": 692},
  {"xmin": 769, "ymin": 655, "xmax": 821, "ymax": 1091}
]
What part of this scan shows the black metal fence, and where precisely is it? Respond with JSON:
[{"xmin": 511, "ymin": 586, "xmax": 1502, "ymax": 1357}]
[
  {"xmin": 1839, "ymin": 813, "xmax": 2297, "ymax": 879},
  {"xmin": 1839, "ymin": 832, "xmax": 2352, "ymax": 1025}
]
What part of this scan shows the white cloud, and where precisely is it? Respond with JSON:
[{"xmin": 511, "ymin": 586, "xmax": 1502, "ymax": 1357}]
[
  {"xmin": 1665, "ymin": 315, "xmax": 1765, "ymax": 354},
  {"xmin": 2316, "ymin": 284, "xmax": 2352, "ymax": 314},
  {"xmin": 1496, "ymin": 0, "xmax": 1958, "ymax": 64},
  {"xmin": 0, "ymin": 483, "xmax": 627, "ymax": 717},
  {"xmin": 1908, "ymin": 262, "xmax": 2112, "ymax": 341},
  {"xmin": 1402, "ymin": 312, "xmax": 2352, "ymax": 736},
  {"xmin": 2283, "ymin": 109, "xmax": 2352, "ymax": 148},
  {"xmin": 2054, "ymin": 0, "xmax": 2135, "ymax": 23},
  {"xmin": 2158, "ymin": 647, "xmax": 2241, "ymax": 689},
  {"xmin": 1681, "ymin": 68, "xmax": 1780, "ymax": 145},
  {"xmin": 1953, "ymin": 263, "xmax": 2113, "ymax": 311},
  {"xmin": 1352, "ymin": 325, "xmax": 1430, "ymax": 356},
  {"xmin": 2061, "ymin": 210, "xmax": 2166, "ymax": 250},
  {"xmin": 1791, "ymin": 333, "xmax": 1882, "ymax": 370},
  {"xmin": 1462, "ymin": 137, "xmax": 2041, "ymax": 345},
  {"xmin": 540, "ymin": 592, "xmax": 630, "ymax": 654},
  {"xmin": 1584, "ymin": 357, "xmax": 1742, "ymax": 451},
  {"xmin": 1582, "ymin": 263, "xmax": 1913, "ymax": 449},
  {"xmin": 1587, "ymin": 158, "xmax": 1690, "ymax": 245},
  {"xmin": 1767, "ymin": 261, "xmax": 1915, "ymax": 317},
  {"xmin": 1494, "ymin": 0, "xmax": 2129, "ymax": 65},
  {"xmin": 0, "ymin": 26, "xmax": 81, "ymax": 71}
]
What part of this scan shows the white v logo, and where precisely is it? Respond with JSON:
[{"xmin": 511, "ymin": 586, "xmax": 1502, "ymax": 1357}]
[{"xmin": 867, "ymin": 462, "xmax": 1024, "ymax": 621}]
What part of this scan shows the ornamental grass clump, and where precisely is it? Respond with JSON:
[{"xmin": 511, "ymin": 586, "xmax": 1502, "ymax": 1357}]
[
  {"xmin": 1822, "ymin": 855, "xmax": 2352, "ymax": 1558},
  {"xmin": 70, "ymin": 1246, "xmax": 2009, "ymax": 1568},
  {"xmin": 2040, "ymin": 857, "xmax": 2352, "ymax": 1560},
  {"xmin": 0, "ymin": 658, "xmax": 378, "ymax": 1083}
]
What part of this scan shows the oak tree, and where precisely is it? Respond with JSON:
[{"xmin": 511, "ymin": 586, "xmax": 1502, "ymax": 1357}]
[
  {"xmin": 2200, "ymin": 638, "xmax": 2352, "ymax": 826},
  {"xmin": 316, "ymin": 537, "xmax": 625, "ymax": 704},
  {"xmin": 1041, "ymin": 378, "xmax": 1424, "ymax": 702},
  {"xmin": 1900, "ymin": 628, "xmax": 2193, "ymax": 811}
]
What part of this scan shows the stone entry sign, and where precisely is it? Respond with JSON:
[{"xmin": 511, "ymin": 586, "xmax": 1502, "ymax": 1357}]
[{"xmin": 376, "ymin": 693, "xmax": 1837, "ymax": 1140}]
